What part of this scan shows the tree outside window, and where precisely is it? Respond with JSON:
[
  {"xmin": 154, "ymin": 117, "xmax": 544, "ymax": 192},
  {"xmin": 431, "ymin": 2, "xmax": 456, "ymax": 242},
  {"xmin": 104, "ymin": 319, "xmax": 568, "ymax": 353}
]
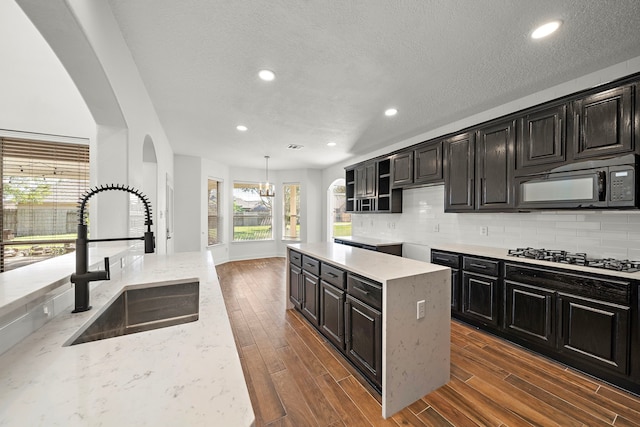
[
  {"xmin": 283, "ymin": 183, "xmax": 300, "ymax": 241},
  {"xmin": 233, "ymin": 182, "xmax": 272, "ymax": 241}
]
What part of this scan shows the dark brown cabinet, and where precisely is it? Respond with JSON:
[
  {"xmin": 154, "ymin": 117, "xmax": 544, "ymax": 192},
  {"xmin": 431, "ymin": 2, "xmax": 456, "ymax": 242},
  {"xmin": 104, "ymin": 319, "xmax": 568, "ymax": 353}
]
[
  {"xmin": 572, "ymin": 84, "xmax": 634, "ymax": 160},
  {"xmin": 345, "ymin": 294, "xmax": 382, "ymax": 388},
  {"xmin": 301, "ymin": 270, "xmax": 320, "ymax": 326},
  {"xmin": 320, "ymin": 281, "xmax": 345, "ymax": 350},
  {"xmin": 347, "ymin": 157, "xmax": 402, "ymax": 213},
  {"xmin": 461, "ymin": 256, "xmax": 500, "ymax": 328},
  {"xmin": 476, "ymin": 120, "xmax": 515, "ymax": 210},
  {"xmin": 504, "ymin": 280, "xmax": 556, "ymax": 348},
  {"xmin": 430, "ymin": 250, "xmax": 460, "ymax": 313},
  {"xmin": 516, "ymin": 104, "xmax": 567, "ymax": 174},
  {"xmin": 355, "ymin": 161, "xmax": 376, "ymax": 198},
  {"xmin": 444, "ymin": 132, "xmax": 476, "ymax": 212},
  {"xmin": 414, "ymin": 140, "xmax": 443, "ymax": 185},
  {"xmin": 391, "ymin": 151, "xmax": 413, "ymax": 187},
  {"xmin": 345, "ymin": 168, "xmax": 355, "ymax": 212},
  {"xmin": 289, "ymin": 264, "xmax": 303, "ymax": 310},
  {"xmin": 558, "ymin": 293, "xmax": 630, "ymax": 375}
]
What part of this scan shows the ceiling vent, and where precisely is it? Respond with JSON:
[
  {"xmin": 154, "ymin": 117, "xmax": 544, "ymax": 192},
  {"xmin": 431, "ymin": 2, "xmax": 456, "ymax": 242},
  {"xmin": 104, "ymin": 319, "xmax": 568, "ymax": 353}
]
[{"xmin": 287, "ymin": 144, "xmax": 304, "ymax": 150}]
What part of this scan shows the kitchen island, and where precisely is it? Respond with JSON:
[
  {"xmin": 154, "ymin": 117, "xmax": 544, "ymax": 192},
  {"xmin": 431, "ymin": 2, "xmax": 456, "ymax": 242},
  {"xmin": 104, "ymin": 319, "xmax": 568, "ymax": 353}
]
[
  {"xmin": 0, "ymin": 251, "xmax": 254, "ymax": 426},
  {"xmin": 287, "ymin": 242, "xmax": 451, "ymax": 418}
]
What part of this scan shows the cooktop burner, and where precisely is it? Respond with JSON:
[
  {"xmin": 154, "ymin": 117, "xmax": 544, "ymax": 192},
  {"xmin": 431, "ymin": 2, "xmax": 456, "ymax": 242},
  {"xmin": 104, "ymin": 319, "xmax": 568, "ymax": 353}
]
[{"xmin": 507, "ymin": 247, "xmax": 640, "ymax": 273}]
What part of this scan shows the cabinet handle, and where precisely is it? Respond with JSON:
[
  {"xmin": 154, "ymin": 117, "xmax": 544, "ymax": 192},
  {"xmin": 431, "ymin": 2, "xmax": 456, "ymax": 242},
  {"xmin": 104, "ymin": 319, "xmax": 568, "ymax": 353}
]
[
  {"xmin": 305, "ymin": 262, "xmax": 315, "ymax": 267},
  {"xmin": 353, "ymin": 286, "xmax": 370, "ymax": 295},
  {"xmin": 469, "ymin": 263, "xmax": 488, "ymax": 269},
  {"xmin": 434, "ymin": 257, "xmax": 449, "ymax": 262},
  {"xmin": 327, "ymin": 272, "xmax": 338, "ymax": 278}
]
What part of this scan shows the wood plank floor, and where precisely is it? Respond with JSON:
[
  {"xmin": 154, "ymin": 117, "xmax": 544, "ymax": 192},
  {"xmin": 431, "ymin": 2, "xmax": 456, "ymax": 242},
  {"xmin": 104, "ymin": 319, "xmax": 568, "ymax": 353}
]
[{"xmin": 217, "ymin": 257, "xmax": 640, "ymax": 427}]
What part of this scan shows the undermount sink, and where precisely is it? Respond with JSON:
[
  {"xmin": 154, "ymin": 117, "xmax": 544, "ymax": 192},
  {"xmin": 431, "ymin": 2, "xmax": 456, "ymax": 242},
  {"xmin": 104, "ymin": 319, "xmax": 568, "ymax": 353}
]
[{"xmin": 66, "ymin": 280, "xmax": 199, "ymax": 346}]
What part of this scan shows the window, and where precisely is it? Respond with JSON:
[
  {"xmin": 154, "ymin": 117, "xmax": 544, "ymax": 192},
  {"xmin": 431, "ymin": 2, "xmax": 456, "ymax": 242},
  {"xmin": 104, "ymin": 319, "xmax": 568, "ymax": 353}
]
[
  {"xmin": 208, "ymin": 179, "xmax": 221, "ymax": 245},
  {"xmin": 1, "ymin": 137, "xmax": 90, "ymax": 272},
  {"xmin": 329, "ymin": 179, "xmax": 351, "ymax": 238},
  {"xmin": 233, "ymin": 182, "xmax": 272, "ymax": 241},
  {"xmin": 283, "ymin": 183, "xmax": 301, "ymax": 241}
]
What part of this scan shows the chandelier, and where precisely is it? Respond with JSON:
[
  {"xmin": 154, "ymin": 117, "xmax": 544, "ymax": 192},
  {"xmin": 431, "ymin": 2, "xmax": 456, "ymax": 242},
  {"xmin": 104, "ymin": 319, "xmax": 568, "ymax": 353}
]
[{"xmin": 259, "ymin": 155, "xmax": 275, "ymax": 197}]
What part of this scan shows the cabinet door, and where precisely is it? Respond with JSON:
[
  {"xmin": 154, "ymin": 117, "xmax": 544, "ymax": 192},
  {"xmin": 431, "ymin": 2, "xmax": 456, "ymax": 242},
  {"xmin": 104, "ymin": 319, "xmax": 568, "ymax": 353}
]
[
  {"xmin": 364, "ymin": 162, "xmax": 376, "ymax": 197},
  {"xmin": 391, "ymin": 152, "xmax": 413, "ymax": 187},
  {"xmin": 302, "ymin": 271, "xmax": 320, "ymax": 326},
  {"xmin": 504, "ymin": 280, "xmax": 555, "ymax": 348},
  {"xmin": 572, "ymin": 85, "xmax": 634, "ymax": 160},
  {"xmin": 558, "ymin": 293, "xmax": 630, "ymax": 375},
  {"xmin": 462, "ymin": 271, "xmax": 499, "ymax": 327},
  {"xmin": 414, "ymin": 141, "xmax": 443, "ymax": 184},
  {"xmin": 289, "ymin": 264, "xmax": 303, "ymax": 310},
  {"xmin": 355, "ymin": 165, "xmax": 366, "ymax": 198},
  {"xmin": 476, "ymin": 120, "xmax": 515, "ymax": 210},
  {"xmin": 516, "ymin": 104, "xmax": 566, "ymax": 173},
  {"xmin": 320, "ymin": 281, "xmax": 345, "ymax": 350},
  {"xmin": 444, "ymin": 132, "xmax": 476, "ymax": 212},
  {"xmin": 451, "ymin": 268, "xmax": 460, "ymax": 313},
  {"xmin": 345, "ymin": 295, "xmax": 382, "ymax": 388}
]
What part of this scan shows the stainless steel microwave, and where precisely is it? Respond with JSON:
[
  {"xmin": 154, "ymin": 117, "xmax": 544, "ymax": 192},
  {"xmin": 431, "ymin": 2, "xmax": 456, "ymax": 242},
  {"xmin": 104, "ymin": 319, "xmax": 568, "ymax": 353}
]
[{"xmin": 515, "ymin": 155, "xmax": 639, "ymax": 209}]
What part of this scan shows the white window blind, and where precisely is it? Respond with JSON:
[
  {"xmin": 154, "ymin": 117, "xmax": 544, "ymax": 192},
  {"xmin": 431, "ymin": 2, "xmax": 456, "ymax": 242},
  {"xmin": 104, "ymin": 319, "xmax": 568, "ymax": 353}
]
[{"xmin": 1, "ymin": 137, "xmax": 90, "ymax": 272}]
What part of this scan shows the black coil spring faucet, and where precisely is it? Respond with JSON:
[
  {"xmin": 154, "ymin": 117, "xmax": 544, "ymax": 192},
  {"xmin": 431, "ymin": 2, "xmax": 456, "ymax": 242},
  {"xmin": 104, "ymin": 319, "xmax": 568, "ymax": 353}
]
[{"xmin": 70, "ymin": 184, "xmax": 155, "ymax": 313}]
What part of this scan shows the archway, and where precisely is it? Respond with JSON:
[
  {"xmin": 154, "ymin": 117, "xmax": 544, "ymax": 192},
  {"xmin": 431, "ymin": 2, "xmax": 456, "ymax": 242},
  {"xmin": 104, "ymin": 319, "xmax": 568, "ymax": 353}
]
[{"xmin": 327, "ymin": 178, "xmax": 351, "ymax": 241}]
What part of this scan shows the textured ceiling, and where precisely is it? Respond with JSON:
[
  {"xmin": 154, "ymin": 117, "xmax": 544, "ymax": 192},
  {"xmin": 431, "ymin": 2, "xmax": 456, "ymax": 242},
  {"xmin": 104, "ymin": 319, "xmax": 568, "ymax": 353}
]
[{"xmin": 107, "ymin": 0, "xmax": 640, "ymax": 170}]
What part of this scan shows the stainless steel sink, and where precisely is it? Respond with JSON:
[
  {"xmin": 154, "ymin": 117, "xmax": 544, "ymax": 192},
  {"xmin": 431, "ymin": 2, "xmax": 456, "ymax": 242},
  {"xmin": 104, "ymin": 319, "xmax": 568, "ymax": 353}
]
[{"xmin": 66, "ymin": 280, "xmax": 199, "ymax": 346}]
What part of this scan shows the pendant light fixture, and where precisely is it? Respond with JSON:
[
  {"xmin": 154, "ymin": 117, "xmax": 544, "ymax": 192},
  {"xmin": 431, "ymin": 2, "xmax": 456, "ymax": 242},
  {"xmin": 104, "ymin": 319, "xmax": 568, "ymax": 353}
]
[{"xmin": 259, "ymin": 155, "xmax": 275, "ymax": 197}]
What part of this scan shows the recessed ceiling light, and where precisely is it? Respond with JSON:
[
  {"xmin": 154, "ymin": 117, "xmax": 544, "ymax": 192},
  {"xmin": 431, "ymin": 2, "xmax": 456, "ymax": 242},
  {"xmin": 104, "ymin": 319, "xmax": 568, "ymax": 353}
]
[
  {"xmin": 236, "ymin": 125, "xmax": 248, "ymax": 132},
  {"xmin": 385, "ymin": 108, "xmax": 398, "ymax": 117},
  {"xmin": 531, "ymin": 20, "xmax": 562, "ymax": 39},
  {"xmin": 258, "ymin": 69, "xmax": 276, "ymax": 81},
  {"xmin": 327, "ymin": 142, "xmax": 337, "ymax": 147}
]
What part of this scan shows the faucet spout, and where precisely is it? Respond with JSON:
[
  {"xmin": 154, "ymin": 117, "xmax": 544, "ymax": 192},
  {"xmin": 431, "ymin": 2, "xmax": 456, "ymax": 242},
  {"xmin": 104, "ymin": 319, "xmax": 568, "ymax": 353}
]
[{"xmin": 71, "ymin": 184, "xmax": 155, "ymax": 313}]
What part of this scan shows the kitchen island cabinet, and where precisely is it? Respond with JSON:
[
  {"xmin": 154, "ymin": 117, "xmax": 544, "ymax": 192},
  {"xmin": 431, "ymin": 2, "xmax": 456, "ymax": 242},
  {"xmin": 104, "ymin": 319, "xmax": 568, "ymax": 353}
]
[
  {"xmin": 0, "ymin": 251, "xmax": 254, "ymax": 426},
  {"xmin": 287, "ymin": 242, "xmax": 451, "ymax": 419}
]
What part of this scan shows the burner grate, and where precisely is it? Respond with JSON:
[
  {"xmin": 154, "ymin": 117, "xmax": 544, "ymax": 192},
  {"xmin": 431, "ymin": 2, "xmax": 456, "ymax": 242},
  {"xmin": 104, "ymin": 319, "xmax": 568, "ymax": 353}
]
[{"xmin": 507, "ymin": 247, "xmax": 640, "ymax": 273}]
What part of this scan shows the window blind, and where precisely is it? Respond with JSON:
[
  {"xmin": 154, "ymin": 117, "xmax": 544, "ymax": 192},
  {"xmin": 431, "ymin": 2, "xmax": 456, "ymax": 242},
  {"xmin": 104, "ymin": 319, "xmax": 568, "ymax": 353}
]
[{"xmin": 1, "ymin": 137, "xmax": 90, "ymax": 272}]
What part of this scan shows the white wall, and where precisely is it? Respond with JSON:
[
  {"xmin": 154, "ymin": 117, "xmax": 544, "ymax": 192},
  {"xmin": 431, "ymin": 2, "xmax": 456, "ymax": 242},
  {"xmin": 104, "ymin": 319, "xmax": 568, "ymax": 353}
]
[
  {"xmin": 0, "ymin": 1, "xmax": 94, "ymax": 140},
  {"xmin": 327, "ymin": 55, "xmax": 640, "ymax": 259}
]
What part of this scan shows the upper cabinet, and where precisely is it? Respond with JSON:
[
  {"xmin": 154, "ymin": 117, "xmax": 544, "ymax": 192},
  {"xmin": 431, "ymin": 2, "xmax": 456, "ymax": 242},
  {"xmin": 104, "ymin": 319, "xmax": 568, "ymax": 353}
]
[
  {"xmin": 571, "ymin": 84, "xmax": 634, "ymax": 160},
  {"xmin": 355, "ymin": 161, "xmax": 376, "ymax": 199},
  {"xmin": 414, "ymin": 140, "xmax": 443, "ymax": 185},
  {"xmin": 444, "ymin": 132, "xmax": 476, "ymax": 212},
  {"xmin": 476, "ymin": 119, "xmax": 515, "ymax": 211},
  {"xmin": 391, "ymin": 151, "xmax": 413, "ymax": 187},
  {"xmin": 515, "ymin": 103, "xmax": 567, "ymax": 175},
  {"xmin": 348, "ymin": 157, "xmax": 401, "ymax": 213}
]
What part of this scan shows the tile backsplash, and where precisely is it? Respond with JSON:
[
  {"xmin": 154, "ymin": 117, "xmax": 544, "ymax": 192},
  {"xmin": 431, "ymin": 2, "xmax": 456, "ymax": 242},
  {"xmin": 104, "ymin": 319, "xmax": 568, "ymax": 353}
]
[{"xmin": 351, "ymin": 185, "xmax": 640, "ymax": 262}]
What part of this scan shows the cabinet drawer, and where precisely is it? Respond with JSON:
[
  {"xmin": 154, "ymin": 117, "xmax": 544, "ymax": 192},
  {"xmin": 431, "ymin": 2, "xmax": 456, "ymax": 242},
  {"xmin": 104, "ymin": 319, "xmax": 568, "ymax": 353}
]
[
  {"xmin": 431, "ymin": 250, "xmax": 460, "ymax": 268},
  {"xmin": 302, "ymin": 255, "xmax": 320, "ymax": 276},
  {"xmin": 289, "ymin": 250, "xmax": 302, "ymax": 267},
  {"xmin": 347, "ymin": 274, "xmax": 382, "ymax": 311},
  {"xmin": 321, "ymin": 262, "xmax": 346, "ymax": 289},
  {"xmin": 463, "ymin": 256, "xmax": 499, "ymax": 276}
]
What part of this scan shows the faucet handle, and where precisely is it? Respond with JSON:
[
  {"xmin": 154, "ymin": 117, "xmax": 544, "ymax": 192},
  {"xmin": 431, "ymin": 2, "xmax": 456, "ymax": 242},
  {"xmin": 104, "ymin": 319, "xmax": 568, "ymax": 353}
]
[{"xmin": 104, "ymin": 257, "xmax": 110, "ymax": 280}]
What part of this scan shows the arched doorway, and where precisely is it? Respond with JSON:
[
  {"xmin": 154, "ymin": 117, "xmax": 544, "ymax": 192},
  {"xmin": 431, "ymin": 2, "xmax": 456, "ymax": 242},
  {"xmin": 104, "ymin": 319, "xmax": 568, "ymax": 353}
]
[{"xmin": 327, "ymin": 178, "xmax": 351, "ymax": 241}]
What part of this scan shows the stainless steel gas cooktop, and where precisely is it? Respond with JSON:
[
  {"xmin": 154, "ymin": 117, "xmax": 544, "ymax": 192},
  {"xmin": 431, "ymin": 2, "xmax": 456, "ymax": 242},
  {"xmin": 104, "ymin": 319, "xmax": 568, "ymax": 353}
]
[{"xmin": 507, "ymin": 247, "xmax": 640, "ymax": 273}]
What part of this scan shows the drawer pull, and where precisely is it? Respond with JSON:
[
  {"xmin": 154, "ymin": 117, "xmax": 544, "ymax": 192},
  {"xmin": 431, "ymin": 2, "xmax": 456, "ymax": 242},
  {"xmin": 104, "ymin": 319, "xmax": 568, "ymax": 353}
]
[
  {"xmin": 353, "ymin": 287, "xmax": 370, "ymax": 295},
  {"xmin": 305, "ymin": 262, "xmax": 315, "ymax": 267},
  {"xmin": 470, "ymin": 263, "xmax": 488, "ymax": 269},
  {"xmin": 327, "ymin": 272, "xmax": 338, "ymax": 278},
  {"xmin": 434, "ymin": 257, "xmax": 449, "ymax": 262}
]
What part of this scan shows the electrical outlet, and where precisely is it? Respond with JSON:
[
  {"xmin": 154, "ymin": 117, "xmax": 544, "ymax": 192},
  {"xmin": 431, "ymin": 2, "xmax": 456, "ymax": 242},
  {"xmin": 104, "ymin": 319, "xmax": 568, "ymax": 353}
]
[
  {"xmin": 417, "ymin": 300, "xmax": 426, "ymax": 319},
  {"xmin": 480, "ymin": 226, "xmax": 488, "ymax": 236},
  {"xmin": 432, "ymin": 224, "xmax": 439, "ymax": 232}
]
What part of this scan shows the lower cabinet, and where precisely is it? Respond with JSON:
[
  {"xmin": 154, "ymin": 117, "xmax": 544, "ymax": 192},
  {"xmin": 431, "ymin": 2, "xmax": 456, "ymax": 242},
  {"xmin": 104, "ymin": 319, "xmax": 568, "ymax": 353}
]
[
  {"xmin": 320, "ymin": 281, "xmax": 345, "ymax": 350},
  {"xmin": 430, "ymin": 250, "xmax": 461, "ymax": 313},
  {"xmin": 345, "ymin": 295, "xmax": 382, "ymax": 388},
  {"xmin": 504, "ymin": 280, "xmax": 556, "ymax": 348},
  {"xmin": 301, "ymin": 271, "xmax": 320, "ymax": 326},
  {"xmin": 558, "ymin": 293, "xmax": 630, "ymax": 375},
  {"xmin": 289, "ymin": 264, "xmax": 303, "ymax": 310},
  {"xmin": 462, "ymin": 272, "xmax": 500, "ymax": 327}
]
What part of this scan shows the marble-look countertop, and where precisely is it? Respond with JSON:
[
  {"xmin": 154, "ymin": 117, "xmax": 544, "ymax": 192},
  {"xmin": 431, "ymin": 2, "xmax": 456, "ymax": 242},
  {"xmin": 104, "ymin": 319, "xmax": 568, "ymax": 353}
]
[
  {"xmin": 0, "ymin": 244, "xmax": 131, "ymax": 319},
  {"xmin": 432, "ymin": 243, "xmax": 640, "ymax": 280},
  {"xmin": 0, "ymin": 251, "xmax": 255, "ymax": 426},
  {"xmin": 333, "ymin": 235, "xmax": 403, "ymax": 247},
  {"xmin": 289, "ymin": 242, "xmax": 445, "ymax": 282}
]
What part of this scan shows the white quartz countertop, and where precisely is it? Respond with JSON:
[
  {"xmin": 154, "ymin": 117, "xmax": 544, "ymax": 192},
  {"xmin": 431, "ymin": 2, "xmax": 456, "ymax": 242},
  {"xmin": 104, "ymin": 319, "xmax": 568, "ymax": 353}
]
[
  {"xmin": 288, "ymin": 242, "xmax": 447, "ymax": 283},
  {"xmin": 0, "ymin": 244, "xmax": 131, "ymax": 319},
  {"xmin": 333, "ymin": 236, "xmax": 403, "ymax": 247},
  {"xmin": 432, "ymin": 243, "xmax": 640, "ymax": 280},
  {"xmin": 0, "ymin": 251, "xmax": 254, "ymax": 426}
]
